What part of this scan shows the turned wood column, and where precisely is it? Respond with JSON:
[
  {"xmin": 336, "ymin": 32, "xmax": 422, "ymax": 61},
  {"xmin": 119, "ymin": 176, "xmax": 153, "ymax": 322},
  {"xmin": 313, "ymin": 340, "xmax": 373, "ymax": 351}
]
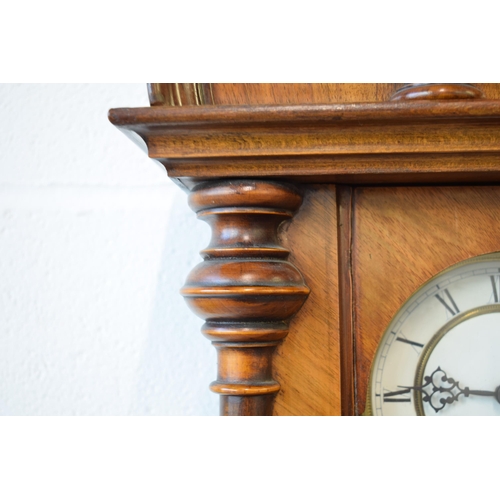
[{"xmin": 181, "ymin": 179, "xmax": 310, "ymax": 416}]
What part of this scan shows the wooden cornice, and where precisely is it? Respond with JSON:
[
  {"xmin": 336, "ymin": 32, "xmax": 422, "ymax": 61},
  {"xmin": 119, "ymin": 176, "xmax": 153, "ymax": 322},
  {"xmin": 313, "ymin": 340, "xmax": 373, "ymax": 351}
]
[{"xmin": 109, "ymin": 100, "xmax": 500, "ymax": 189}]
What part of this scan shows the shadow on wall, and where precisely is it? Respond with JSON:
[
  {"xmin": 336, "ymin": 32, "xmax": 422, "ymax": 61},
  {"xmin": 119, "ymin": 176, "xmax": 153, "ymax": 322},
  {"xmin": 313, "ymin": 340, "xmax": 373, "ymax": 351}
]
[{"xmin": 135, "ymin": 188, "xmax": 218, "ymax": 416}]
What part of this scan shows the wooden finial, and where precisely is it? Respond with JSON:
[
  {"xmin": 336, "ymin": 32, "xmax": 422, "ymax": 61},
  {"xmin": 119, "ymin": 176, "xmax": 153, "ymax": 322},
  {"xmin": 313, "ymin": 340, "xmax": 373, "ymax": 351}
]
[
  {"xmin": 181, "ymin": 179, "xmax": 310, "ymax": 416},
  {"xmin": 391, "ymin": 83, "xmax": 484, "ymax": 101}
]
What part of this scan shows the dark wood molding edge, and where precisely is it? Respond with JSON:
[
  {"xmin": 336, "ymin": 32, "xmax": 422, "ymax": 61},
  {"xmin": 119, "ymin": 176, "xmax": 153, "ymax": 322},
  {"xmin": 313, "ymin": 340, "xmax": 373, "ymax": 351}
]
[
  {"xmin": 337, "ymin": 186, "xmax": 355, "ymax": 416},
  {"xmin": 180, "ymin": 179, "xmax": 310, "ymax": 416}
]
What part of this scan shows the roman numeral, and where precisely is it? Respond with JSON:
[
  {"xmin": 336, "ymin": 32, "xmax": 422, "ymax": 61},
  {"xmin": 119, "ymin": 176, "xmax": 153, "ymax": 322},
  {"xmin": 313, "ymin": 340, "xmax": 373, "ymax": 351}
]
[
  {"xmin": 396, "ymin": 337, "xmax": 424, "ymax": 348},
  {"xmin": 491, "ymin": 275, "xmax": 499, "ymax": 303},
  {"xmin": 435, "ymin": 288, "xmax": 460, "ymax": 316},
  {"xmin": 382, "ymin": 388, "xmax": 411, "ymax": 403}
]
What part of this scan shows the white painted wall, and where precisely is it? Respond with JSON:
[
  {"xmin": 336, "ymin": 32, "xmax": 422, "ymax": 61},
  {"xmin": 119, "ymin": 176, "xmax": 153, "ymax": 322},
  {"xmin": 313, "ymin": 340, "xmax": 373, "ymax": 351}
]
[{"xmin": 0, "ymin": 84, "xmax": 217, "ymax": 415}]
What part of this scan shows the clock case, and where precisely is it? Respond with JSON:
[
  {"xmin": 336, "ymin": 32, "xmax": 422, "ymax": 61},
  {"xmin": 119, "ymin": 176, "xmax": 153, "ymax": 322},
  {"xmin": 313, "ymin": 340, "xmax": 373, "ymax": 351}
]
[{"xmin": 109, "ymin": 83, "xmax": 500, "ymax": 416}]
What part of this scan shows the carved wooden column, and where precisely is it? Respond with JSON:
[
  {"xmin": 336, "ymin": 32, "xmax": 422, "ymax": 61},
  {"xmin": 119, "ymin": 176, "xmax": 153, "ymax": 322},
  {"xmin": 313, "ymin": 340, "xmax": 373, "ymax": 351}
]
[{"xmin": 180, "ymin": 179, "xmax": 310, "ymax": 416}]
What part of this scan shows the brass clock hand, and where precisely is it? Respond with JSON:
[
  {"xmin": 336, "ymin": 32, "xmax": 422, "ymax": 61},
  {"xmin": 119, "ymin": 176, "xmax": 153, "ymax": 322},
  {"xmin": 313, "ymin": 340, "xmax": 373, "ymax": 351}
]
[{"xmin": 400, "ymin": 367, "xmax": 500, "ymax": 413}]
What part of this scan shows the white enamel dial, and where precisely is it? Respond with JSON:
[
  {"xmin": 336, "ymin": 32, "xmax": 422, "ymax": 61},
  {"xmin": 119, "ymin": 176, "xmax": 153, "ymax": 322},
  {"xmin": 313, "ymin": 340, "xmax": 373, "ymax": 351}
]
[{"xmin": 368, "ymin": 253, "xmax": 500, "ymax": 416}]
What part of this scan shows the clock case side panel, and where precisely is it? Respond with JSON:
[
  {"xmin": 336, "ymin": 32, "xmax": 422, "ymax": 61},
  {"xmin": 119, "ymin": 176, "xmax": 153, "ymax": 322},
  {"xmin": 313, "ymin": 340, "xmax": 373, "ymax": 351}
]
[
  {"xmin": 352, "ymin": 185, "xmax": 500, "ymax": 415},
  {"xmin": 272, "ymin": 184, "xmax": 342, "ymax": 416}
]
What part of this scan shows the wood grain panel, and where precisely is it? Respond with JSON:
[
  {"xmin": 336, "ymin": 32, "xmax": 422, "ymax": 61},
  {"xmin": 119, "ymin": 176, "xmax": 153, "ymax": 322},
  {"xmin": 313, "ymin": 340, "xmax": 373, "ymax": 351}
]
[
  {"xmin": 474, "ymin": 83, "xmax": 500, "ymax": 100},
  {"xmin": 146, "ymin": 84, "xmax": 500, "ymax": 107},
  {"xmin": 273, "ymin": 185, "xmax": 340, "ymax": 416},
  {"xmin": 210, "ymin": 84, "xmax": 403, "ymax": 105},
  {"xmin": 352, "ymin": 186, "xmax": 500, "ymax": 415}
]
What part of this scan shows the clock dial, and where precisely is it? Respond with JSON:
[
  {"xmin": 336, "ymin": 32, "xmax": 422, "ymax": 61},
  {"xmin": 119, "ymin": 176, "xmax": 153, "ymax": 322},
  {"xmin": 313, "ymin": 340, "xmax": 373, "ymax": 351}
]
[{"xmin": 367, "ymin": 253, "xmax": 500, "ymax": 416}]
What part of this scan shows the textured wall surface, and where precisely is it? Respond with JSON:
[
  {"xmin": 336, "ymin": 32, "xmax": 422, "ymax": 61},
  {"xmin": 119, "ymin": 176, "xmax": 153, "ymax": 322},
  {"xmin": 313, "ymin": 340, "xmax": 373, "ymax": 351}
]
[{"xmin": 0, "ymin": 84, "xmax": 217, "ymax": 415}]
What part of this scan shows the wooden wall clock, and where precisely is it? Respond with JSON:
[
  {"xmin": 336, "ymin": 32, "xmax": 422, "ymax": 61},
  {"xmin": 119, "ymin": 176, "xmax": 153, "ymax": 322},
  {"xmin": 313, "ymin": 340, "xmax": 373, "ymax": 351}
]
[{"xmin": 109, "ymin": 83, "xmax": 500, "ymax": 416}]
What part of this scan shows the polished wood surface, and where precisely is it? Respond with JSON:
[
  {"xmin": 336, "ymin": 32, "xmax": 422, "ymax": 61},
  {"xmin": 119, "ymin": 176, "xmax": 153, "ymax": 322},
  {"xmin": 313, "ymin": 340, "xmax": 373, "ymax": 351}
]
[
  {"xmin": 391, "ymin": 83, "xmax": 484, "ymax": 101},
  {"xmin": 273, "ymin": 185, "xmax": 340, "ymax": 416},
  {"xmin": 181, "ymin": 179, "xmax": 309, "ymax": 415},
  {"xmin": 148, "ymin": 84, "xmax": 402, "ymax": 106},
  {"xmin": 337, "ymin": 186, "xmax": 355, "ymax": 416},
  {"xmin": 210, "ymin": 84, "xmax": 403, "ymax": 105},
  {"xmin": 352, "ymin": 186, "xmax": 500, "ymax": 415},
  {"xmin": 146, "ymin": 84, "xmax": 500, "ymax": 106},
  {"xmin": 109, "ymin": 100, "xmax": 500, "ymax": 190}
]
